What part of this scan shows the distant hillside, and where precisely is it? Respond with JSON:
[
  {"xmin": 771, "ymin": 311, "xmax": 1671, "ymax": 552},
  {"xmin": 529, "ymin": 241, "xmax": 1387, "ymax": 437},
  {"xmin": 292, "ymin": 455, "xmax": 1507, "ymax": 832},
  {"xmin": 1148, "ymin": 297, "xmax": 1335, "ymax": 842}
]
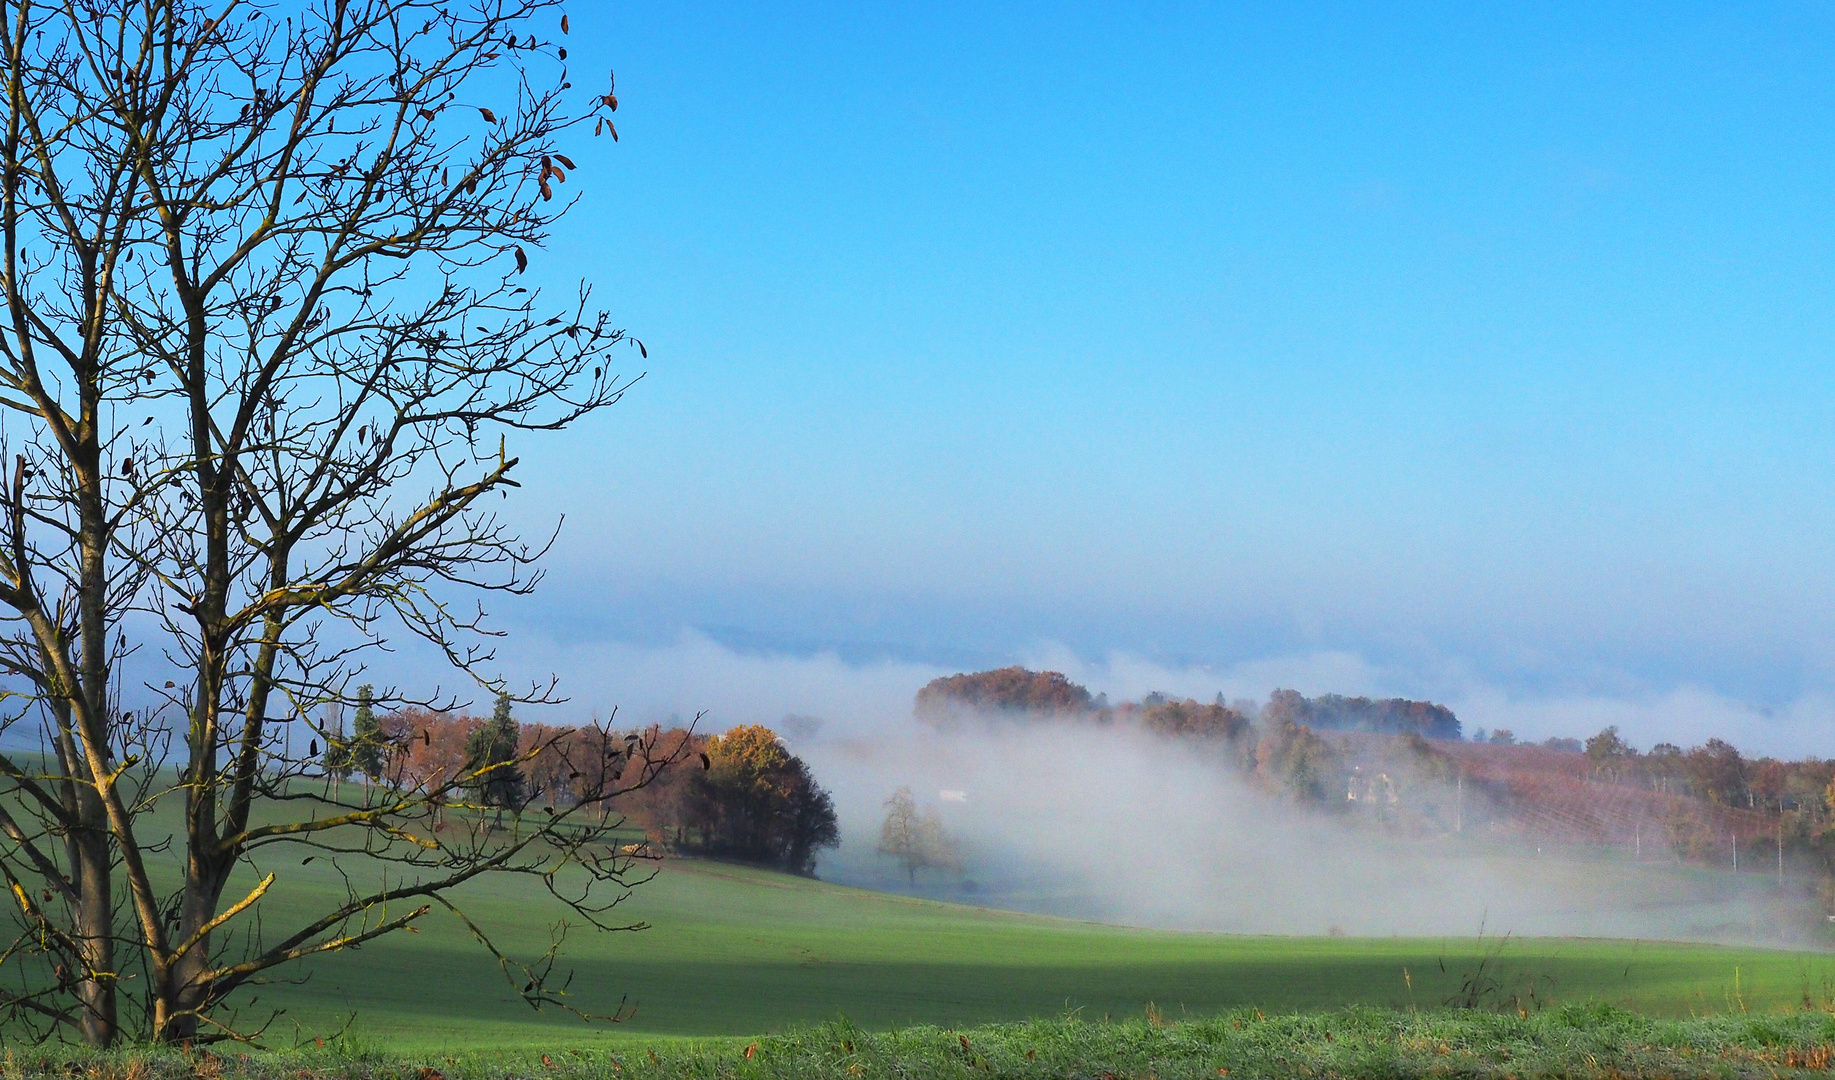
[
  {"xmin": 906, "ymin": 667, "xmax": 1835, "ymax": 889},
  {"xmin": 915, "ymin": 666, "xmax": 1094, "ymax": 726},
  {"xmin": 1265, "ymin": 689, "xmax": 1462, "ymax": 740}
]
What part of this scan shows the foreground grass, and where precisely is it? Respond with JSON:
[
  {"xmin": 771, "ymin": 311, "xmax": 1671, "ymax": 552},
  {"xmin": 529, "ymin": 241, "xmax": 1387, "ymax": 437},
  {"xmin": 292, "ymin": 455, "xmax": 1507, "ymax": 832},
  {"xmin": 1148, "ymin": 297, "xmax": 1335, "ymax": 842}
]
[{"xmin": 21, "ymin": 1008, "xmax": 1835, "ymax": 1079}]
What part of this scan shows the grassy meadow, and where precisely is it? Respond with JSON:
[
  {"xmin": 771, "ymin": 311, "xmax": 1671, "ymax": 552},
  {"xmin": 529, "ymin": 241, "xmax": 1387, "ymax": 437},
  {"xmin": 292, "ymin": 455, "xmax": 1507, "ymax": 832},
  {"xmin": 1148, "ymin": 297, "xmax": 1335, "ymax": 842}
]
[
  {"xmin": 32, "ymin": 1010, "xmax": 1835, "ymax": 1080},
  {"xmin": 211, "ymin": 854, "xmax": 1835, "ymax": 1047}
]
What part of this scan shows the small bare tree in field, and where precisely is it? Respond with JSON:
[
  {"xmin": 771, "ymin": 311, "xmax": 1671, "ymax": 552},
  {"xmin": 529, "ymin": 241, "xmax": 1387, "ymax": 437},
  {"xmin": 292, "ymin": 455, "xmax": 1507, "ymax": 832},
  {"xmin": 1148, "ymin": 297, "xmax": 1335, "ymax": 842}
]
[
  {"xmin": 0, "ymin": 0, "xmax": 679, "ymax": 1046},
  {"xmin": 877, "ymin": 787, "xmax": 961, "ymax": 886}
]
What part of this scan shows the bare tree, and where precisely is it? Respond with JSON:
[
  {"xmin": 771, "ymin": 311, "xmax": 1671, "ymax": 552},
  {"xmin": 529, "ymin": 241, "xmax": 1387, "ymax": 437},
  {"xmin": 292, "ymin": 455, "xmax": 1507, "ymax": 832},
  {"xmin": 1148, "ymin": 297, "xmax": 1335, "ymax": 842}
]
[
  {"xmin": 877, "ymin": 787, "xmax": 961, "ymax": 886},
  {"xmin": 0, "ymin": 0, "xmax": 677, "ymax": 1046}
]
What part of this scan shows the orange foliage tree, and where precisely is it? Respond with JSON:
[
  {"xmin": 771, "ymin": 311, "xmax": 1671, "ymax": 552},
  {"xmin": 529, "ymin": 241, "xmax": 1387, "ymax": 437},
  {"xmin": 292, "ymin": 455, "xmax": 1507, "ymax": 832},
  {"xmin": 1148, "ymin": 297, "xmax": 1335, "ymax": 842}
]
[{"xmin": 684, "ymin": 725, "xmax": 839, "ymax": 875}]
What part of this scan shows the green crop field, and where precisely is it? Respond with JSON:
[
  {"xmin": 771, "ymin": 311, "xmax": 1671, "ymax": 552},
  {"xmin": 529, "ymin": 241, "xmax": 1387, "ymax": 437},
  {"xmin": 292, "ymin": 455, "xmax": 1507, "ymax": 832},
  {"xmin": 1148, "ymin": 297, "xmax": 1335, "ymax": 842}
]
[{"xmin": 201, "ymin": 854, "xmax": 1835, "ymax": 1048}]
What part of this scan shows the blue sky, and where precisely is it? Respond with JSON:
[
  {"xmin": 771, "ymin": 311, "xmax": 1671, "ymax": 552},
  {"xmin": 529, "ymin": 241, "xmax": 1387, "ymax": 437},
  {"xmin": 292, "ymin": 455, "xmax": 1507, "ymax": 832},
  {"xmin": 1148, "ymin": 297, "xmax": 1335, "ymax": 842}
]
[{"xmin": 485, "ymin": 2, "xmax": 1835, "ymax": 748}]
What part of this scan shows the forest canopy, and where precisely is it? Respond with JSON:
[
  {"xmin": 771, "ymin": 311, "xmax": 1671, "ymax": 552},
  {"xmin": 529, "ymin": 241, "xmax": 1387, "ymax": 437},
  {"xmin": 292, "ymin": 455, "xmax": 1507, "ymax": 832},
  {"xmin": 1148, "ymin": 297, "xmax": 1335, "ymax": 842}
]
[
  {"xmin": 914, "ymin": 668, "xmax": 1459, "ymax": 741},
  {"xmin": 914, "ymin": 667, "xmax": 1094, "ymax": 726},
  {"xmin": 1262, "ymin": 690, "xmax": 1463, "ymax": 741}
]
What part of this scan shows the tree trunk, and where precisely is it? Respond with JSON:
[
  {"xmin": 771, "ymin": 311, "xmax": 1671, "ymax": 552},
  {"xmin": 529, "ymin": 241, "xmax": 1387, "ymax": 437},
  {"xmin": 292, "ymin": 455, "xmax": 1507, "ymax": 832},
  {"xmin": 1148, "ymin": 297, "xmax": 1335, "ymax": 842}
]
[{"xmin": 71, "ymin": 777, "xmax": 115, "ymax": 1045}]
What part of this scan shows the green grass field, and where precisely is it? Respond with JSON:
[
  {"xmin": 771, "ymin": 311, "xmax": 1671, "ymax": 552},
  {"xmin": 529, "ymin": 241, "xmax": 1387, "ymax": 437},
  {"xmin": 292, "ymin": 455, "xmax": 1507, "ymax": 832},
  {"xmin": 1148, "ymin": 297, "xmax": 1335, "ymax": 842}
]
[
  {"xmin": 217, "ymin": 855, "xmax": 1835, "ymax": 1047},
  {"xmin": 32, "ymin": 1010, "xmax": 1835, "ymax": 1079}
]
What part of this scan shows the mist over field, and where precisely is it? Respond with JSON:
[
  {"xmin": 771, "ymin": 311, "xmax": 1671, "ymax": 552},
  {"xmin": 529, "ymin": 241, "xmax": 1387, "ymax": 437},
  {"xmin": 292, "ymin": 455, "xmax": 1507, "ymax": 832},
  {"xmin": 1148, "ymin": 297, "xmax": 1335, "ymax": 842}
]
[
  {"xmin": 504, "ymin": 631, "xmax": 1835, "ymax": 760},
  {"xmin": 455, "ymin": 631, "xmax": 1827, "ymax": 945},
  {"xmin": 797, "ymin": 719, "xmax": 1809, "ymax": 946}
]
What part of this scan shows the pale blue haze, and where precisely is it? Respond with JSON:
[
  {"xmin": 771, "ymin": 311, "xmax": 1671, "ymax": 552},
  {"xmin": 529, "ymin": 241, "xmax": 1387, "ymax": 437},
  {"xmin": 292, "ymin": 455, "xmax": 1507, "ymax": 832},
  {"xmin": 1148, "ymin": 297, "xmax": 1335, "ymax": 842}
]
[{"xmin": 488, "ymin": 2, "xmax": 1835, "ymax": 740}]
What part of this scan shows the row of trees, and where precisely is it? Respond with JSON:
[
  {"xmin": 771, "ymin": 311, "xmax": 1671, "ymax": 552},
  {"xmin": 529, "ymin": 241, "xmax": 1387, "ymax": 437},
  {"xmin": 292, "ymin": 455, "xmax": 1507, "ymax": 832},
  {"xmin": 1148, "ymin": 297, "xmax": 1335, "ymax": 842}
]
[
  {"xmin": 1581, "ymin": 726, "xmax": 1835, "ymax": 814},
  {"xmin": 349, "ymin": 714, "xmax": 844, "ymax": 877},
  {"xmin": 1473, "ymin": 728, "xmax": 1582, "ymax": 752},
  {"xmin": 1262, "ymin": 690, "xmax": 1462, "ymax": 741},
  {"xmin": 913, "ymin": 669, "xmax": 1463, "ymax": 741}
]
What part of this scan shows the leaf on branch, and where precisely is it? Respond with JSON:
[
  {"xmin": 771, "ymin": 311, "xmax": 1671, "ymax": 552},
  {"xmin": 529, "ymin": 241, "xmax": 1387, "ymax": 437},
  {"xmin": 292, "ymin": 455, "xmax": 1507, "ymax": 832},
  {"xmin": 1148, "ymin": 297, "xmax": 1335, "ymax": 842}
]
[
  {"xmin": 164, "ymin": 680, "xmax": 175, "ymax": 688},
  {"xmin": 556, "ymin": 154, "xmax": 577, "ymax": 170},
  {"xmin": 561, "ymin": 14, "xmax": 570, "ymax": 33},
  {"xmin": 539, "ymin": 177, "xmax": 553, "ymax": 201},
  {"xmin": 594, "ymin": 118, "xmax": 603, "ymax": 137},
  {"xmin": 514, "ymin": 246, "xmax": 529, "ymax": 273},
  {"xmin": 607, "ymin": 121, "xmax": 618, "ymax": 142},
  {"xmin": 419, "ymin": 108, "xmax": 438, "ymax": 121},
  {"xmin": 479, "ymin": 107, "xmax": 498, "ymax": 124}
]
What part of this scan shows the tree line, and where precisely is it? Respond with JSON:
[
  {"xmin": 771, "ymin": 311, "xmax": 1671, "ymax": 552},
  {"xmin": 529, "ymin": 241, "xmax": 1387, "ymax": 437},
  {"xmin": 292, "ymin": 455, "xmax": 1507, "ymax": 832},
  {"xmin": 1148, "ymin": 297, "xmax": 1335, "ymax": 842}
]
[
  {"xmin": 324, "ymin": 704, "xmax": 841, "ymax": 877},
  {"xmin": 911, "ymin": 668, "xmax": 1835, "ymax": 868}
]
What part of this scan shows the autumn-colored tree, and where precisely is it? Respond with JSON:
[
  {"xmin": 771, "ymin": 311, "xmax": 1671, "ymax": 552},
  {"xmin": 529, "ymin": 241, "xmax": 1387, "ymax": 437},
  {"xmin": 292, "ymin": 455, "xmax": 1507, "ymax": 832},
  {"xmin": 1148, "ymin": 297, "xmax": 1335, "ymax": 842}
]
[
  {"xmin": 382, "ymin": 707, "xmax": 482, "ymax": 793},
  {"xmin": 1641, "ymin": 742, "xmax": 1685, "ymax": 793},
  {"xmin": 616, "ymin": 727, "xmax": 712, "ymax": 841},
  {"xmin": 1254, "ymin": 720, "xmax": 1344, "ymax": 806},
  {"xmin": 1686, "ymin": 739, "xmax": 1749, "ymax": 806},
  {"xmin": 1264, "ymin": 690, "xmax": 1461, "ymax": 740},
  {"xmin": 1584, "ymin": 726, "xmax": 1633, "ymax": 783},
  {"xmin": 687, "ymin": 725, "xmax": 839, "ymax": 875},
  {"xmin": 915, "ymin": 667, "xmax": 1093, "ymax": 727},
  {"xmin": 1748, "ymin": 757, "xmax": 1789, "ymax": 813},
  {"xmin": 1139, "ymin": 698, "xmax": 1250, "ymax": 742}
]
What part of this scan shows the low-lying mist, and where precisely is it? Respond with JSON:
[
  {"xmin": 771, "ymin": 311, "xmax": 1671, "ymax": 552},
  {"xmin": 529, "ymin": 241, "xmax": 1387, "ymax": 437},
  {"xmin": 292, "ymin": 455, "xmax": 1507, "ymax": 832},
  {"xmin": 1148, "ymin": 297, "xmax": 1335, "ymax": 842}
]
[
  {"xmin": 231, "ymin": 629, "xmax": 1830, "ymax": 947},
  {"xmin": 798, "ymin": 718, "xmax": 1815, "ymax": 947}
]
